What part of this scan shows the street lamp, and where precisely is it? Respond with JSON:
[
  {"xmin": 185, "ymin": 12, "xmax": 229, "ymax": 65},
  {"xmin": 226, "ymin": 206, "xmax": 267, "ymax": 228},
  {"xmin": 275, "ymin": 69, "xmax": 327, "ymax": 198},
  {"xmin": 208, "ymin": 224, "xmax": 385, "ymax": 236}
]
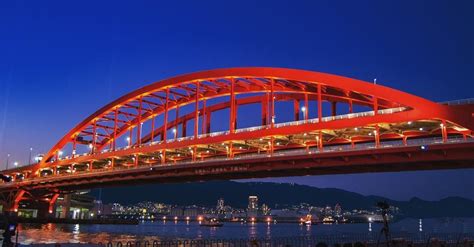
[
  {"xmin": 126, "ymin": 137, "xmax": 131, "ymax": 147},
  {"xmin": 13, "ymin": 162, "xmax": 18, "ymax": 167},
  {"xmin": 6, "ymin": 154, "xmax": 10, "ymax": 170},
  {"xmin": 29, "ymin": 147, "xmax": 33, "ymax": 165},
  {"xmin": 172, "ymin": 128, "xmax": 177, "ymax": 139}
]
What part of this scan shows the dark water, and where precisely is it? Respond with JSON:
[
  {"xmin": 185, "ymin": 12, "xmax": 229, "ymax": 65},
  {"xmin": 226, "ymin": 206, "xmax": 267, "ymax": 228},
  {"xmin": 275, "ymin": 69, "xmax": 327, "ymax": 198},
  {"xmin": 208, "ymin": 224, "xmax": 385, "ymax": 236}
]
[{"xmin": 17, "ymin": 218, "xmax": 474, "ymax": 244}]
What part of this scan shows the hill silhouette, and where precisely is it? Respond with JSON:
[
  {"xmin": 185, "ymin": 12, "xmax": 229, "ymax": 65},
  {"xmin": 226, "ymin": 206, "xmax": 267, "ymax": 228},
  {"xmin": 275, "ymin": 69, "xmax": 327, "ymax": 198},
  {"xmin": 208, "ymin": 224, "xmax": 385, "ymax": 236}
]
[{"xmin": 91, "ymin": 181, "xmax": 474, "ymax": 217}]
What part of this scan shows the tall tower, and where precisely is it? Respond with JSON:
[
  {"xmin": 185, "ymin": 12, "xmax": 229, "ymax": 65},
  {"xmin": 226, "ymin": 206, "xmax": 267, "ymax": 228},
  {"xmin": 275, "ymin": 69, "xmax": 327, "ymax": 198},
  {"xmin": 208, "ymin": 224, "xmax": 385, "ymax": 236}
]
[
  {"xmin": 216, "ymin": 198, "xmax": 225, "ymax": 214},
  {"xmin": 248, "ymin": 196, "xmax": 258, "ymax": 210}
]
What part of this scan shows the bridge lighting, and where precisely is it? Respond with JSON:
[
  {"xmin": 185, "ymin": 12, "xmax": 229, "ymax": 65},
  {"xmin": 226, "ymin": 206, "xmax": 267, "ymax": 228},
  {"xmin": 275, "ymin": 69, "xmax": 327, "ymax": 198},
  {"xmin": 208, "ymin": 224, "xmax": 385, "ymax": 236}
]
[
  {"xmin": 303, "ymin": 133, "xmax": 307, "ymax": 136},
  {"xmin": 14, "ymin": 162, "xmax": 18, "ymax": 167},
  {"xmin": 88, "ymin": 144, "xmax": 93, "ymax": 149},
  {"xmin": 172, "ymin": 128, "xmax": 177, "ymax": 133},
  {"xmin": 58, "ymin": 151, "xmax": 63, "ymax": 157},
  {"xmin": 368, "ymin": 133, "xmax": 372, "ymax": 136},
  {"xmin": 407, "ymin": 121, "xmax": 412, "ymax": 125},
  {"xmin": 440, "ymin": 123, "xmax": 444, "ymax": 127},
  {"xmin": 420, "ymin": 145, "xmax": 428, "ymax": 151},
  {"xmin": 419, "ymin": 127, "xmax": 423, "ymax": 131},
  {"xmin": 354, "ymin": 127, "xmax": 358, "ymax": 131},
  {"xmin": 301, "ymin": 106, "xmax": 306, "ymax": 112}
]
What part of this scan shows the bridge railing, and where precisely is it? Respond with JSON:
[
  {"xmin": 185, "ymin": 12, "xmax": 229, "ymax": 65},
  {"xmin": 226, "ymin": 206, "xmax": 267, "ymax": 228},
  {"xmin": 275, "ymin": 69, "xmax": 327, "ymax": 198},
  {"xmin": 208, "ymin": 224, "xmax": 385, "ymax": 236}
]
[
  {"xmin": 96, "ymin": 233, "xmax": 474, "ymax": 247},
  {"xmin": 440, "ymin": 98, "xmax": 474, "ymax": 105},
  {"xmin": 2, "ymin": 135, "xmax": 473, "ymax": 184}
]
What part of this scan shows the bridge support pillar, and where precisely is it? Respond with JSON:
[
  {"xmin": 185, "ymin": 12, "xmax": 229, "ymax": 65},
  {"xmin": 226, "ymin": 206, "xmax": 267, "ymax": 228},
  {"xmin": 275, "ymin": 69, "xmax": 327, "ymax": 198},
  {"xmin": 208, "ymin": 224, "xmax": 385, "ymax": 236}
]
[
  {"xmin": 48, "ymin": 193, "xmax": 60, "ymax": 215},
  {"xmin": 375, "ymin": 125, "xmax": 380, "ymax": 148},
  {"xmin": 331, "ymin": 102, "xmax": 337, "ymax": 117},
  {"xmin": 1, "ymin": 190, "xmax": 25, "ymax": 214}
]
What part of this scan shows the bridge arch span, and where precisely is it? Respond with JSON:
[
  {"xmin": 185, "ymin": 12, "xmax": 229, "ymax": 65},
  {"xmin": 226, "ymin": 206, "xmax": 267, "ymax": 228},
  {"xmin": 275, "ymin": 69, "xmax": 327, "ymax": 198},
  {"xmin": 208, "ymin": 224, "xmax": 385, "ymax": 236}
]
[{"xmin": 30, "ymin": 67, "xmax": 472, "ymax": 174}]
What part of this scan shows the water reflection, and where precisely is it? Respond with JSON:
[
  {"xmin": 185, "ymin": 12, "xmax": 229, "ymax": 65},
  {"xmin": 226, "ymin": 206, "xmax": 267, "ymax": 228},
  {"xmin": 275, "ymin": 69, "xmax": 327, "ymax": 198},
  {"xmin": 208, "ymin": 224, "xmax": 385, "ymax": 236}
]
[{"xmin": 16, "ymin": 218, "xmax": 474, "ymax": 245}]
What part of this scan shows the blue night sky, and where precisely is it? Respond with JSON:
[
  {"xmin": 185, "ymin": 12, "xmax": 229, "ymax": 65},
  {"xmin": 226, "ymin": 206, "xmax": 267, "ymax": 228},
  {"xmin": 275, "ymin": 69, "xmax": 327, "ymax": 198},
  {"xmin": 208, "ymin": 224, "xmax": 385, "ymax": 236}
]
[{"xmin": 0, "ymin": 0, "xmax": 473, "ymax": 200}]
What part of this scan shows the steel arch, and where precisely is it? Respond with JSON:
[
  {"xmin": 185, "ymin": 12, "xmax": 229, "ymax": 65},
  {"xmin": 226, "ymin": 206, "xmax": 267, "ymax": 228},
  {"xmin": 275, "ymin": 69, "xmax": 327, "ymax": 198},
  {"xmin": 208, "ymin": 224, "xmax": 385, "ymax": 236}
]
[{"xmin": 36, "ymin": 67, "xmax": 472, "ymax": 173}]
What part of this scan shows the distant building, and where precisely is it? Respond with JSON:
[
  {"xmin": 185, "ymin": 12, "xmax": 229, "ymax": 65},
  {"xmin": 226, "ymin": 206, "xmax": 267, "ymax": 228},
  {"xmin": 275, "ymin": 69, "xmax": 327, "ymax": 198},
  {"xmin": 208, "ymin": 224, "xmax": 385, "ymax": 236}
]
[
  {"xmin": 248, "ymin": 196, "xmax": 258, "ymax": 210},
  {"xmin": 169, "ymin": 207, "xmax": 184, "ymax": 217},
  {"xmin": 184, "ymin": 207, "xmax": 203, "ymax": 217},
  {"xmin": 216, "ymin": 198, "xmax": 225, "ymax": 214},
  {"xmin": 247, "ymin": 196, "xmax": 259, "ymax": 218},
  {"xmin": 334, "ymin": 203, "xmax": 342, "ymax": 217}
]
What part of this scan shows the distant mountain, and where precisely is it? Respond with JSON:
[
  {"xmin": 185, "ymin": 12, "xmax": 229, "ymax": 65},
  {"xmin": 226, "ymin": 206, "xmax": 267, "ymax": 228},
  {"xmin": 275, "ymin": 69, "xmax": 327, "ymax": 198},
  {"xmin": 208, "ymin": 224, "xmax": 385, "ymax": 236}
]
[{"xmin": 91, "ymin": 181, "xmax": 474, "ymax": 218}]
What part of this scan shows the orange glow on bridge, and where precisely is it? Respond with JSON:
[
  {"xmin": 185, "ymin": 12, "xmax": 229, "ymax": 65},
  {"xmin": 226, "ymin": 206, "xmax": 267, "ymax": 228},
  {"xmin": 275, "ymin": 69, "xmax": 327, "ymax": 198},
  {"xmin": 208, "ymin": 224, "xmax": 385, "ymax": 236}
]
[{"xmin": 0, "ymin": 67, "xmax": 473, "ymax": 212}]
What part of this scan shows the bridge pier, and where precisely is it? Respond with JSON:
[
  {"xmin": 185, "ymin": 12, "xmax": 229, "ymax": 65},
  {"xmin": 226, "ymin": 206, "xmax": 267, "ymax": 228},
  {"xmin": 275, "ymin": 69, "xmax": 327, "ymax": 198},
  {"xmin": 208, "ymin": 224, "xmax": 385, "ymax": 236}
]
[{"xmin": 0, "ymin": 189, "xmax": 25, "ymax": 214}]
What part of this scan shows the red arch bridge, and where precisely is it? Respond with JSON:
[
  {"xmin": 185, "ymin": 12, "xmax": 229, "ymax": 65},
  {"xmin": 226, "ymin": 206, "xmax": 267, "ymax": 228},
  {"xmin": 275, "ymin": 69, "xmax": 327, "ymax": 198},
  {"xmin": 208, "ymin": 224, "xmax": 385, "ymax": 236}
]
[{"xmin": 1, "ymin": 67, "xmax": 473, "ymax": 214}]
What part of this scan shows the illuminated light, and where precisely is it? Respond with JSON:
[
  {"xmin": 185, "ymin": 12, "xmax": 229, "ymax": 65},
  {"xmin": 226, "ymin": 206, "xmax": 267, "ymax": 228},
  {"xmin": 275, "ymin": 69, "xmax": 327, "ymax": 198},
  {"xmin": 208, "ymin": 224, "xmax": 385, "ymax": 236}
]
[
  {"xmin": 251, "ymin": 217, "xmax": 255, "ymax": 222},
  {"xmin": 88, "ymin": 144, "xmax": 93, "ymax": 149},
  {"xmin": 301, "ymin": 106, "xmax": 306, "ymax": 112},
  {"xmin": 206, "ymin": 150, "xmax": 210, "ymax": 153},
  {"xmin": 174, "ymin": 216, "xmax": 178, "ymax": 220},
  {"xmin": 266, "ymin": 217, "xmax": 271, "ymax": 222},
  {"xmin": 239, "ymin": 146, "xmax": 242, "ymax": 149},
  {"xmin": 276, "ymin": 142, "xmax": 280, "ymax": 145},
  {"xmin": 368, "ymin": 217, "xmax": 373, "ymax": 222},
  {"xmin": 126, "ymin": 137, "xmax": 131, "ymax": 142},
  {"xmin": 419, "ymin": 127, "xmax": 423, "ymax": 131},
  {"xmin": 354, "ymin": 127, "xmax": 358, "ymax": 131},
  {"xmin": 172, "ymin": 128, "xmax": 177, "ymax": 133},
  {"xmin": 197, "ymin": 216, "xmax": 203, "ymax": 221},
  {"xmin": 368, "ymin": 133, "xmax": 372, "ymax": 136},
  {"xmin": 420, "ymin": 145, "xmax": 427, "ymax": 150},
  {"xmin": 259, "ymin": 138, "xmax": 263, "ymax": 141},
  {"xmin": 407, "ymin": 121, "xmax": 412, "ymax": 125},
  {"xmin": 303, "ymin": 133, "xmax": 307, "ymax": 136},
  {"xmin": 58, "ymin": 151, "xmax": 63, "ymax": 156},
  {"xmin": 177, "ymin": 154, "xmax": 181, "ymax": 157},
  {"xmin": 440, "ymin": 123, "xmax": 444, "ymax": 127},
  {"xmin": 162, "ymin": 216, "xmax": 167, "ymax": 220},
  {"xmin": 14, "ymin": 162, "xmax": 18, "ymax": 167},
  {"xmin": 186, "ymin": 216, "xmax": 190, "ymax": 220},
  {"xmin": 49, "ymin": 210, "xmax": 53, "ymax": 214}
]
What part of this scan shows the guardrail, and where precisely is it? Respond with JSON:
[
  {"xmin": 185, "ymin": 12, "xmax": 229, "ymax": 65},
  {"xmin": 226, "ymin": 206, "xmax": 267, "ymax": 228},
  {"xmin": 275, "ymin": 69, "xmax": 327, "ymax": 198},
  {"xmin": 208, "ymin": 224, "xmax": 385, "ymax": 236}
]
[
  {"xmin": 96, "ymin": 233, "xmax": 474, "ymax": 247},
  {"xmin": 440, "ymin": 98, "xmax": 474, "ymax": 106}
]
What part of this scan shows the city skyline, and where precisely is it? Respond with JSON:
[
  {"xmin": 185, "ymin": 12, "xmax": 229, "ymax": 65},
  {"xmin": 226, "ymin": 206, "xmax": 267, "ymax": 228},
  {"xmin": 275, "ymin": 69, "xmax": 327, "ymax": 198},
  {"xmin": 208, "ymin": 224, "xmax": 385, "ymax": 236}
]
[{"xmin": 1, "ymin": 0, "xmax": 473, "ymax": 201}]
